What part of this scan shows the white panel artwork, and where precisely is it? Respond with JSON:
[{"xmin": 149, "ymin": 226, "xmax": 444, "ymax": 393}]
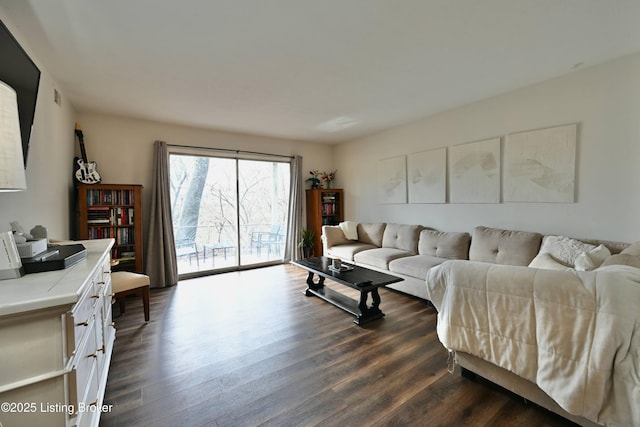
[
  {"xmin": 407, "ymin": 148, "xmax": 446, "ymax": 203},
  {"xmin": 378, "ymin": 155, "xmax": 407, "ymax": 204},
  {"xmin": 504, "ymin": 123, "xmax": 577, "ymax": 203},
  {"xmin": 449, "ymin": 138, "xmax": 501, "ymax": 203}
]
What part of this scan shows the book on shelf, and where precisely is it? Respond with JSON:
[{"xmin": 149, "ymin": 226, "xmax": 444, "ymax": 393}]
[
  {"xmin": 86, "ymin": 189, "xmax": 136, "ymax": 206},
  {"xmin": 87, "ymin": 219, "xmax": 111, "ymax": 224},
  {"xmin": 322, "ymin": 204, "xmax": 337, "ymax": 216}
]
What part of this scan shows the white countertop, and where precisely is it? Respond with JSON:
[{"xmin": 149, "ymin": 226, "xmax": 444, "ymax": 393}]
[{"xmin": 0, "ymin": 239, "xmax": 114, "ymax": 316}]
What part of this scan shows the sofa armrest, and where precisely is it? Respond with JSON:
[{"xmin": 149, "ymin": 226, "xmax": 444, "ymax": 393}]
[{"xmin": 322, "ymin": 225, "xmax": 350, "ymax": 253}]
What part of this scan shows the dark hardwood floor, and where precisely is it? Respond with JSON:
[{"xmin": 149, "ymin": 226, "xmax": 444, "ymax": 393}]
[{"xmin": 101, "ymin": 264, "xmax": 577, "ymax": 427}]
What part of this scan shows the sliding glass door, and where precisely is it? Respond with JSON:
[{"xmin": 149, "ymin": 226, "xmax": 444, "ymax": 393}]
[
  {"xmin": 238, "ymin": 159, "xmax": 290, "ymax": 267},
  {"xmin": 169, "ymin": 152, "xmax": 290, "ymax": 276}
]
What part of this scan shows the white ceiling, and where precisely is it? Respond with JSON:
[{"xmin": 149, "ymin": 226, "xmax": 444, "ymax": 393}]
[{"xmin": 3, "ymin": 0, "xmax": 640, "ymax": 143}]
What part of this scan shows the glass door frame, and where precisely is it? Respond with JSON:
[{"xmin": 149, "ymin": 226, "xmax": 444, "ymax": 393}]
[{"xmin": 168, "ymin": 146, "xmax": 292, "ymax": 279}]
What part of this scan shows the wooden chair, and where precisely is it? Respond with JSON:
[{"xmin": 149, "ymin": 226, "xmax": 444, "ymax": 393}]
[{"xmin": 111, "ymin": 271, "xmax": 150, "ymax": 321}]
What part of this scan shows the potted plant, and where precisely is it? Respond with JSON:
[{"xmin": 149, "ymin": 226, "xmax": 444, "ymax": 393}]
[
  {"xmin": 306, "ymin": 170, "xmax": 321, "ymax": 189},
  {"xmin": 298, "ymin": 228, "xmax": 315, "ymax": 258}
]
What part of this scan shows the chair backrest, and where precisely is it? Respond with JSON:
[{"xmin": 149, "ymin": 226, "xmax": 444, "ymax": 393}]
[
  {"xmin": 176, "ymin": 239, "xmax": 195, "ymax": 248},
  {"xmin": 175, "ymin": 239, "xmax": 197, "ymax": 255}
]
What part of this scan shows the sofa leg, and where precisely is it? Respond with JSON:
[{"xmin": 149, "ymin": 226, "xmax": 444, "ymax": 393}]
[{"xmin": 461, "ymin": 367, "xmax": 477, "ymax": 380}]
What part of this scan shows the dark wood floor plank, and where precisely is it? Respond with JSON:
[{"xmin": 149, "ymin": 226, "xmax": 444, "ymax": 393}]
[{"xmin": 100, "ymin": 264, "xmax": 577, "ymax": 427}]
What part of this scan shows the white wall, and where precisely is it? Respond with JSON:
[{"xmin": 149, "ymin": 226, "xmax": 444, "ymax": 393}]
[
  {"xmin": 0, "ymin": 4, "xmax": 334, "ymax": 243},
  {"xmin": 334, "ymin": 53, "xmax": 640, "ymax": 242},
  {"xmin": 4, "ymin": 0, "xmax": 638, "ymax": 245},
  {"xmin": 75, "ymin": 111, "xmax": 334, "ymax": 250},
  {"xmin": 0, "ymin": 11, "xmax": 77, "ymax": 239}
]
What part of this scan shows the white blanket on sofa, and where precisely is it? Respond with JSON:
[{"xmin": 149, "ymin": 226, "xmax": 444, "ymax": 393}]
[{"xmin": 426, "ymin": 260, "xmax": 640, "ymax": 427}]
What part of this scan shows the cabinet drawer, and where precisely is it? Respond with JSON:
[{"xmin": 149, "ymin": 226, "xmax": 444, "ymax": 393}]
[
  {"xmin": 76, "ymin": 366, "xmax": 100, "ymax": 427},
  {"xmin": 70, "ymin": 293, "xmax": 97, "ymax": 349},
  {"xmin": 98, "ymin": 305, "xmax": 115, "ymax": 373},
  {"xmin": 69, "ymin": 255, "xmax": 110, "ymax": 352},
  {"xmin": 95, "ymin": 257, "xmax": 111, "ymax": 295},
  {"xmin": 74, "ymin": 317, "xmax": 99, "ymax": 399}
]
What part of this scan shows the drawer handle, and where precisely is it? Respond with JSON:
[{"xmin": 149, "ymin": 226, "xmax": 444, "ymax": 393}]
[
  {"xmin": 87, "ymin": 352, "xmax": 98, "ymax": 358},
  {"xmin": 91, "ymin": 295, "xmax": 100, "ymax": 299},
  {"xmin": 76, "ymin": 321, "xmax": 89, "ymax": 327},
  {"xmin": 104, "ymin": 270, "xmax": 111, "ymax": 274},
  {"xmin": 87, "ymin": 400, "xmax": 98, "ymax": 407},
  {"xmin": 108, "ymin": 292, "xmax": 116, "ymax": 297},
  {"xmin": 98, "ymin": 345, "xmax": 105, "ymax": 353},
  {"xmin": 97, "ymin": 281, "xmax": 106, "ymax": 285}
]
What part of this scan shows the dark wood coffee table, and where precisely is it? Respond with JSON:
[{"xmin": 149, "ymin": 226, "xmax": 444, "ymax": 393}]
[{"xmin": 291, "ymin": 256, "xmax": 403, "ymax": 325}]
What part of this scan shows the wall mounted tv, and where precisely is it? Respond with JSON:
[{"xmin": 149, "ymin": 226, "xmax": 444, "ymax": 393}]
[{"xmin": 0, "ymin": 18, "xmax": 41, "ymax": 167}]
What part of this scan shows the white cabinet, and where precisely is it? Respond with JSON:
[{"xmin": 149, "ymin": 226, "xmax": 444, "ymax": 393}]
[{"xmin": 0, "ymin": 240, "xmax": 115, "ymax": 427}]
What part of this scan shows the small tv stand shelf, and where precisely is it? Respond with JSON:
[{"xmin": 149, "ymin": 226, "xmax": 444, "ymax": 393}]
[{"xmin": 77, "ymin": 184, "xmax": 143, "ymax": 272}]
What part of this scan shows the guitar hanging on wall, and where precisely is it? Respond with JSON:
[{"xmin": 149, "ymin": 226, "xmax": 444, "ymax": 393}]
[{"xmin": 73, "ymin": 123, "xmax": 102, "ymax": 184}]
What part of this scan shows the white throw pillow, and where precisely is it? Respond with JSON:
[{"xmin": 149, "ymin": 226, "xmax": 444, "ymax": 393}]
[
  {"xmin": 339, "ymin": 221, "xmax": 358, "ymax": 240},
  {"xmin": 539, "ymin": 235, "xmax": 597, "ymax": 267},
  {"xmin": 574, "ymin": 244, "xmax": 612, "ymax": 271},
  {"xmin": 529, "ymin": 253, "xmax": 574, "ymax": 271}
]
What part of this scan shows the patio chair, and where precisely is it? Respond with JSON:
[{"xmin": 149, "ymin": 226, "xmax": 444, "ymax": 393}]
[
  {"xmin": 250, "ymin": 224, "xmax": 283, "ymax": 256},
  {"xmin": 176, "ymin": 239, "xmax": 199, "ymax": 267}
]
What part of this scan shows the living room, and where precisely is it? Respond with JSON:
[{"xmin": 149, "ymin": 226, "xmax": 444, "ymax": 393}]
[
  {"xmin": 1, "ymin": 2, "xmax": 640, "ymax": 426},
  {"xmin": 0, "ymin": 5, "xmax": 638, "ymax": 246}
]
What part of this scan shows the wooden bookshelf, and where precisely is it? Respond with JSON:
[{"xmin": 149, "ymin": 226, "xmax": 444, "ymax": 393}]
[
  {"xmin": 77, "ymin": 184, "xmax": 143, "ymax": 272},
  {"xmin": 305, "ymin": 188, "xmax": 344, "ymax": 255}
]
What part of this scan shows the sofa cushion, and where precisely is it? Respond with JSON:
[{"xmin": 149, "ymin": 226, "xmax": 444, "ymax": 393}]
[
  {"xmin": 538, "ymin": 235, "xmax": 597, "ymax": 267},
  {"xmin": 357, "ymin": 223, "xmax": 386, "ymax": 247},
  {"xmin": 389, "ymin": 254, "xmax": 449, "ymax": 280},
  {"xmin": 470, "ymin": 226, "xmax": 542, "ymax": 266},
  {"xmin": 600, "ymin": 253, "xmax": 640, "ymax": 269},
  {"xmin": 574, "ymin": 244, "xmax": 611, "ymax": 271},
  {"xmin": 327, "ymin": 243, "xmax": 377, "ymax": 261},
  {"xmin": 578, "ymin": 238, "xmax": 629, "ymax": 254},
  {"xmin": 621, "ymin": 241, "xmax": 640, "ymax": 256},
  {"xmin": 339, "ymin": 221, "xmax": 358, "ymax": 240},
  {"xmin": 322, "ymin": 225, "xmax": 351, "ymax": 248},
  {"xmin": 418, "ymin": 230, "xmax": 470, "ymax": 259},
  {"xmin": 354, "ymin": 247, "xmax": 412, "ymax": 270},
  {"xmin": 529, "ymin": 253, "xmax": 573, "ymax": 271},
  {"xmin": 382, "ymin": 223, "xmax": 422, "ymax": 253}
]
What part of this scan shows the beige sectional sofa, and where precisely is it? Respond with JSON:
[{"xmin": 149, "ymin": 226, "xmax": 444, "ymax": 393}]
[
  {"xmin": 322, "ymin": 222, "xmax": 636, "ymax": 427},
  {"xmin": 322, "ymin": 223, "xmax": 472, "ymax": 299},
  {"xmin": 322, "ymin": 223, "xmax": 551, "ymax": 299},
  {"xmin": 322, "ymin": 223, "xmax": 629, "ymax": 298}
]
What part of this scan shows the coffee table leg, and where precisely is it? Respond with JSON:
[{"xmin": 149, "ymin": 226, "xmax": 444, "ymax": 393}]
[
  {"xmin": 371, "ymin": 288, "xmax": 381, "ymax": 310},
  {"xmin": 304, "ymin": 271, "xmax": 325, "ymax": 296},
  {"xmin": 355, "ymin": 288, "xmax": 384, "ymax": 325}
]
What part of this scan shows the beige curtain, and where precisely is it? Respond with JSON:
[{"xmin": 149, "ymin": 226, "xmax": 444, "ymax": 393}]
[
  {"xmin": 144, "ymin": 140, "xmax": 178, "ymax": 288},
  {"xmin": 284, "ymin": 155, "xmax": 303, "ymax": 261}
]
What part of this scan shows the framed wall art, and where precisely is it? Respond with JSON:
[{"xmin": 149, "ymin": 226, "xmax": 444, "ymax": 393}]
[
  {"xmin": 378, "ymin": 155, "xmax": 407, "ymax": 204},
  {"xmin": 449, "ymin": 138, "xmax": 501, "ymax": 203},
  {"xmin": 407, "ymin": 147, "xmax": 446, "ymax": 204},
  {"xmin": 504, "ymin": 123, "xmax": 577, "ymax": 203}
]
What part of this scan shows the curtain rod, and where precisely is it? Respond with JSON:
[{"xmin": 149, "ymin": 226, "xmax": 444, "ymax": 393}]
[{"xmin": 166, "ymin": 144, "xmax": 295, "ymax": 160}]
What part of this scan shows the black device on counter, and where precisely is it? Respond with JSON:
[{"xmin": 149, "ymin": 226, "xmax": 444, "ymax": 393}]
[{"xmin": 21, "ymin": 244, "xmax": 87, "ymax": 274}]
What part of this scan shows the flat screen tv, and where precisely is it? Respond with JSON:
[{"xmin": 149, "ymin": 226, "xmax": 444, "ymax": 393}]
[{"xmin": 0, "ymin": 18, "xmax": 41, "ymax": 167}]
